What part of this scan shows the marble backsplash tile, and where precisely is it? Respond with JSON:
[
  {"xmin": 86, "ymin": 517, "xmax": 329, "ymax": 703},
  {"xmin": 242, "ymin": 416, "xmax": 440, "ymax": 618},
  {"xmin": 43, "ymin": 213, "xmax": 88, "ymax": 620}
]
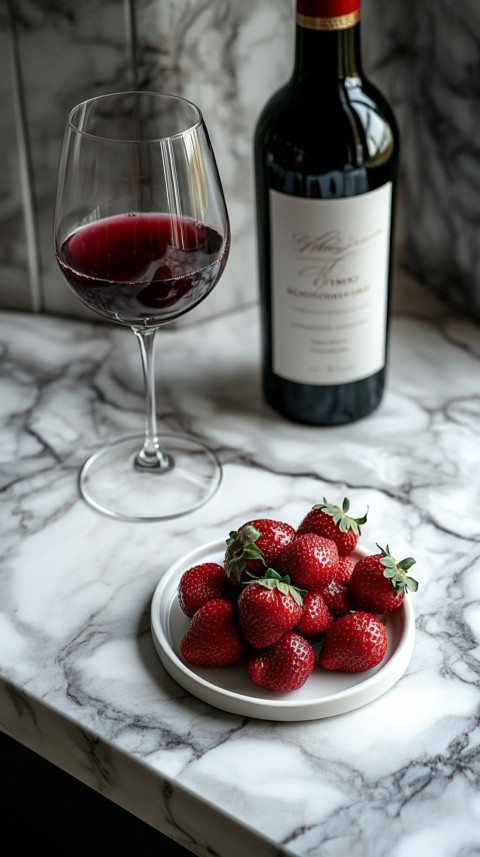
[
  {"xmin": 132, "ymin": 0, "xmax": 296, "ymax": 322},
  {"xmin": 2, "ymin": 0, "xmax": 134, "ymax": 321},
  {"xmin": 1, "ymin": 3, "xmax": 31, "ymax": 312},
  {"xmin": 1, "ymin": 0, "xmax": 478, "ymax": 322},
  {"xmin": 403, "ymin": 0, "xmax": 480, "ymax": 320}
]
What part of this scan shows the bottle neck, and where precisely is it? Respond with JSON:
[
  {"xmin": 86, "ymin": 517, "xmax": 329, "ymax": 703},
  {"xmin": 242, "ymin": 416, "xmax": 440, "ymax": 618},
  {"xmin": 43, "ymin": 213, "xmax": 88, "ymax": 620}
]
[{"xmin": 293, "ymin": 0, "xmax": 363, "ymax": 84}]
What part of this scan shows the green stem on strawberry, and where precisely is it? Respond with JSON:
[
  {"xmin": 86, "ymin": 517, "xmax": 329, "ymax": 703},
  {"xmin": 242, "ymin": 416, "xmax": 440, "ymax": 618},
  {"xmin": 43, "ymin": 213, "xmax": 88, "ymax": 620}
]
[
  {"xmin": 313, "ymin": 497, "xmax": 368, "ymax": 535},
  {"xmin": 225, "ymin": 525, "xmax": 267, "ymax": 582},
  {"xmin": 245, "ymin": 568, "xmax": 307, "ymax": 607},
  {"xmin": 377, "ymin": 544, "xmax": 418, "ymax": 593}
]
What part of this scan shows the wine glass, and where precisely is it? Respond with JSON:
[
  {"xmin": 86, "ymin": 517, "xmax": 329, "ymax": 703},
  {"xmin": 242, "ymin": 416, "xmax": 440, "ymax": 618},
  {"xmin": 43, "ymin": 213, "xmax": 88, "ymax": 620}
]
[{"xmin": 54, "ymin": 91, "xmax": 230, "ymax": 521}]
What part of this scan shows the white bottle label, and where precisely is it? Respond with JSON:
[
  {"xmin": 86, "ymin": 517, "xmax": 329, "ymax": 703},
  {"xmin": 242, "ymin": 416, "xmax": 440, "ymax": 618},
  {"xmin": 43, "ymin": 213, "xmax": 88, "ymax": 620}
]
[{"xmin": 270, "ymin": 183, "xmax": 392, "ymax": 385}]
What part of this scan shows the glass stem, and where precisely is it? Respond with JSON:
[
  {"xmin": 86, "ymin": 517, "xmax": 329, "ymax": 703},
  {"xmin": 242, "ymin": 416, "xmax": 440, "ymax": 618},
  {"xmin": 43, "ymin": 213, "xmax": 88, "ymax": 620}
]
[{"xmin": 132, "ymin": 327, "xmax": 173, "ymax": 472}]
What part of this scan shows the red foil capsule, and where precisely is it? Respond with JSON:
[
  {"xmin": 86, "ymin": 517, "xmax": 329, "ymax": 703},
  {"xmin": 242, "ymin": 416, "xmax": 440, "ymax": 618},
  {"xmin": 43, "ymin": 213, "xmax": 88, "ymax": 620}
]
[
  {"xmin": 297, "ymin": 0, "xmax": 360, "ymax": 15},
  {"xmin": 297, "ymin": 0, "xmax": 360, "ymax": 30}
]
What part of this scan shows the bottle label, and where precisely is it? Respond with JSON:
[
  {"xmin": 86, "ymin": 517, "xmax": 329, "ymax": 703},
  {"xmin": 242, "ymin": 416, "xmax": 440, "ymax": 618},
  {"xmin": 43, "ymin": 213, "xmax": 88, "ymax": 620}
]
[
  {"xmin": 270, "ymin": 183, "xmax": 392, "ymax": 386},
  {"xmin": 297, "ymin": 0, "xmax": 360, "ymax": 31}
]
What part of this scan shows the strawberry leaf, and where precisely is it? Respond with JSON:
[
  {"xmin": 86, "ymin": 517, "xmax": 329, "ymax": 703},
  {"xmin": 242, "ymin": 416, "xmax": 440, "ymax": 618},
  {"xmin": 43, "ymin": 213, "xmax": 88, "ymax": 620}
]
[
  {"xmin": 398, "ymin": 557, "xmax": 416, "ymax": 572},
  {"xmin": 224, "ymin": 526, "xmax": 267, "ymax": 581},
  {"xmin": 314, "ymin": 496, "xmax": 368, "ymax": 535},
  {"xmin": 258, "ymin": 579, "xmax": 277, "ymax": 591},
  {"xmin": 290, "ymin": 588, "xmax": 304, "ymax": 607},
  {"xmin": 277, "ymin": 582, "xmax": 290, "ymax": 596},
  {"xmin": 247, "ymin": 569, "xmax": 306, "ymax": 606},
  {"xmin": 377, "ymin": 544, "xmax": 419, "ymax": 594}
]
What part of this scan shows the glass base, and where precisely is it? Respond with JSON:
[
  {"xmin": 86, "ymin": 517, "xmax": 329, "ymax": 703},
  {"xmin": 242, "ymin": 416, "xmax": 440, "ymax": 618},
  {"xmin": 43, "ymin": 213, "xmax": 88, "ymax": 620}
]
[{"xmin": 79, "ymin": 433, "xmax": 222, "ymax": 522}]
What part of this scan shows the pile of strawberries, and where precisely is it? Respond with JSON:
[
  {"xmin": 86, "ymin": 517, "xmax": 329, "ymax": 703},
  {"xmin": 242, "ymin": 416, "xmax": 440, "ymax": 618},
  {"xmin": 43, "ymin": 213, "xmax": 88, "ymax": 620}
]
[{"xmin": 177, "ymin": 498, "xmax": 418, "ymax": 693}]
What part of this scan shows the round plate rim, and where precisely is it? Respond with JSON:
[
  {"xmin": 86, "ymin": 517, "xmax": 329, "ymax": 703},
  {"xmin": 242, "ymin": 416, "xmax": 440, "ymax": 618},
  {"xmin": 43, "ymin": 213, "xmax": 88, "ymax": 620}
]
[{"xmin": 150, "ymin": 539, "xmax": 415, "ymax": 721}]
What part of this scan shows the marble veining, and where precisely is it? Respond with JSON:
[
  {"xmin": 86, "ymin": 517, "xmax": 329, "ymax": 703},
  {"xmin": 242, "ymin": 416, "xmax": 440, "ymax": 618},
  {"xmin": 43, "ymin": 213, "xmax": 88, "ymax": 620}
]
[
  {"xmin": 1, "ymin": 265, "xmax": 480, "ymax": 856},
  {"xmin": 132, "ymin": 0, "xmax": 296, "ymax": 323},
  {"xmin": 404, "ymin": 0, "xmax": 480, "ymax": 320},
  {"xmin": 1, "ymin": 0, "xmax": 134, "ymax": 319}
]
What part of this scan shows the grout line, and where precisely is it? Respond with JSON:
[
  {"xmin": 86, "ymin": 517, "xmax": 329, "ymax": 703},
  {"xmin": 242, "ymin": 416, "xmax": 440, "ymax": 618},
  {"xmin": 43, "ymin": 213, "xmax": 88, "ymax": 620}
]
[
  {"xmin": 7, "ymin": 0, "xmax": 43, "ymax": 313},
  {"xmin": 124, "ymin": 0, "xmax": 139, "ymax": 90}
]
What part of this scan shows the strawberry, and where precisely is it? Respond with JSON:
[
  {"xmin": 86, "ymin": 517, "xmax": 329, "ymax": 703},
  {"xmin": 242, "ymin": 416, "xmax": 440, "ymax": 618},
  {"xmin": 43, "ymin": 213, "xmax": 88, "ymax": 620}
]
[
  {"xmin": 277, "ymin": 533, "xmax": 339, "ymax": 591},
  {"xmin": 248, "ymin": 632, "xmax": 314, "ymax": 692},
  {"xmin": 335, "ymin": 554, "xmax": 356, "ymax": 585},
  {"xmin": 179, "ymin": 599, "xmax": 244, "ymax": 667},
  {"xmin": 178, "ymin": 562, "xmax": 230, "ymax": 617},
  {"xmin": 237, "ymin": 569, "xmax": 304, "ymax": 649},
  {"xmin": 224, "ymin": 519, "xmax": 295, "ymax": 583},
  {"xmin": 320, "ymin": 578, "xmax": 351, "ymax": 616},
  {"xmin": 294, "ymin": 592, "xmax": 334, "ymax": 640},
  {"xmin": 296, "ymin": 497, "xmax": 367, "ymax": 556},
  {"xmin": 347, "ymin": 544, "xmax": 418, "ymax": 615},
  {"xmin": 319, "ymin": 612, "xmax": 388, "ymax": 672}
]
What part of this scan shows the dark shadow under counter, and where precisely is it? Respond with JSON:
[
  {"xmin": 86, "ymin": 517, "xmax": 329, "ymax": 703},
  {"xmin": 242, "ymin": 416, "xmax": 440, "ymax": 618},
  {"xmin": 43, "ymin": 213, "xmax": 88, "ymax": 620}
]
[{"xmin": 0, "ymin": 730, "xmax": 192, "ymax": 857}]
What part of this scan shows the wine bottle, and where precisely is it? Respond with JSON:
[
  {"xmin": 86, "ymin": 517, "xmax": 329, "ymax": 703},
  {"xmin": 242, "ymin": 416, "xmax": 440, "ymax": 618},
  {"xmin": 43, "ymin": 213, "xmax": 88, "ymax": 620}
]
[{"xmin": 254, "ymin": 0, "xmax": 399, "ymax": 425}]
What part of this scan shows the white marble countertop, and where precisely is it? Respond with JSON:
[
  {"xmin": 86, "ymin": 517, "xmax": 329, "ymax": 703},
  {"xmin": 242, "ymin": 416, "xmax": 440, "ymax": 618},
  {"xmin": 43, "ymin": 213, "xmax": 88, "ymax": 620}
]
[{"xmin": 1, "ymin": 267, "xmax": 479, "ymax": 857}]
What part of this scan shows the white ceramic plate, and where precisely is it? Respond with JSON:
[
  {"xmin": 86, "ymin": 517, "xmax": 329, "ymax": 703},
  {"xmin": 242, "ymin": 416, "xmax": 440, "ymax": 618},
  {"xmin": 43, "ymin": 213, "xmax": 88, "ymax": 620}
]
[{"xmin": 150, "ymin": 539, "xmax": 415, "ymax": 721}]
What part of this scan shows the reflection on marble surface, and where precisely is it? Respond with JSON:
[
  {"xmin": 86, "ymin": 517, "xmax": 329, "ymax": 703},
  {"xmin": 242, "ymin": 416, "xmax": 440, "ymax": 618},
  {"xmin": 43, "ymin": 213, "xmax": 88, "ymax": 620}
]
[{"xmin": 1, "ymin": 268, "xmax": 479, "ymax": 856}]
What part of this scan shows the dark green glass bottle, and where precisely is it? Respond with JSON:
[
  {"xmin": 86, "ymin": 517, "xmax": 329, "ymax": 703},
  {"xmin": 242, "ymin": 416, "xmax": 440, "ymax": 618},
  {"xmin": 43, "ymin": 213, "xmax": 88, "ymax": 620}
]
[{"xmin": 254, "ymin": 0, "xmax": 399, "ymax": 425}]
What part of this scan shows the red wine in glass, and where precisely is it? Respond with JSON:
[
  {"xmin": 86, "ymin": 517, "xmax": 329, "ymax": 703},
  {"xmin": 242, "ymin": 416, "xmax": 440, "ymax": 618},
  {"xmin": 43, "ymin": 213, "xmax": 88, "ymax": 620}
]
[
  {"xmin": 57, "ymin": 212, "xmax": 226, "ymax": 326},
  {"xmin": 53, "ymin": 90, "xmax": 230, "ymax": 522}
]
